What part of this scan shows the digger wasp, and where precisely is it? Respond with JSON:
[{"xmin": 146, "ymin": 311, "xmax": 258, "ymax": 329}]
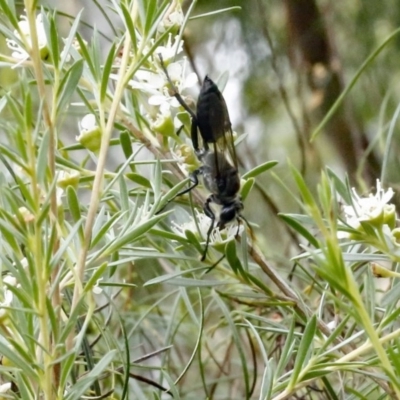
[{"xmin": 159, "ymin": 55, "xmax": 244, "ymax": 261}]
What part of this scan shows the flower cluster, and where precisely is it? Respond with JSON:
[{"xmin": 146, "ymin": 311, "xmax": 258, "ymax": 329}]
[
  {"xmin": 171, "ymin": 209, "xmax": 243, "ymax": 254},
  {"xmin": 109, "ymin": 3, "xmax": 197, "ymax": 142},
  {"xmin": 342, "ymin": 180, "xmax": 395, "ymax": 230},
  {"xmin": 122, "ymin": 39, "xmax": 197, "ymax": 140},
  {"xmin": 339, "ymin": 180, "xmax": 397, "ymax": 244}
]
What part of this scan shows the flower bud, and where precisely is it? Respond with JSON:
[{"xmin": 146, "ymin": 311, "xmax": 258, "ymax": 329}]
[
  {"xmin": 151, "ymin": 110, "xmax": 175, "ymax": 137},
  {"xmin": 57, "ymin": 170, "xmax": 80, "ymax": 190},
  {"xmin": 76, "ymin": 114, "xmax": 102, "ymax": 153}
]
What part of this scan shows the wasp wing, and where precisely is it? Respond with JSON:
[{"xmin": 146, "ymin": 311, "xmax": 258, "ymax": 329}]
[
  {"xmin": 215, "ymin": 104, "xmax": 238, "ymax": 169},
  {"xmin": 195, "ymin": 76, "xmax": 237, "ymax": 174}
]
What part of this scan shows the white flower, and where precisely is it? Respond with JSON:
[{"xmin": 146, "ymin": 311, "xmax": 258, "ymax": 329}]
[
  {"xmin": 342, "ymin": 179, "xmax": 395, "ymax": 230},
  {"xmin": 0, "ymin": 289, "xmax": 13, "ymax": 307},
  {"xmin": 172, "ymin": 210, "xmax": 212, "ymax": 239},
  {"xmin": 92, "ymin": 278, "xmax": 103, "ymax": 295},
  {"xmin": 128, "ymin": 69, "xmax": 166, "ymax": 95},
  {"xmin": 6, "ymin": 12, "xmax": 48, "ymax": 66},
  {"xmin": 3, "ymin": 276, "xmax": 17, "ymax": 287},
  {"xmin": 210, "ymin": 222, "xmax": 244, "ymax": 246},
  {"xmin": 20, "ymin": 257, "xmax": 28, "ymax": 270},
  {"xmin": 148, "ymin": 88, "xmax": 181, "ymax": 115},
  {"xmin": 0, "ymin": 281, "xmax": 14, "ymax": 320},
  {"xmin": 0, "ymin": 382, "xmax": 11, "ymax": 393},
  {"xmin": 158, "ymin": 7, "xmax": 184, "ymax": 33},
  {"xmin": 79, "ymin": 113, "xmax": 98, "ymax": 133},
  {"xmin": 326, "ymin": 320, "xmax": 337, "ymax": 330},
  {"xmin": 148, "ymin": 60, "xmax": 197, "ymax": 114},
  {"xmin": 164, "ymin": 60, "xmax": 198, "ymax": 92},
  {"xmin": 156, "ymin": 34, "xmax": 183, "ymax": 61},
  {"xmin": 172, "ymin": 209, "xmax": 243, "ymax": 246}
]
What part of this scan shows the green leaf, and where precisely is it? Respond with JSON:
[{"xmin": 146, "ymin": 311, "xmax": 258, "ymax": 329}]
[
  {"xmin": 67, "ymin": 186, "xmax": 84, "ymax": 242},
  {"xmin": 57, "ymin": 60, "xmax": 84, "ymax": 113},
  {"xmin": 120, "ymin": 2, "xmax": 137, "ymax": 49},
  {"xmin": 156, "ymin": 178, "xmax": 191, "ymax": 211},
  {"xmin": 48, "ymin": 13, "xmax": 60, "ymax": 70},
  {"xmin": 144, "ymin": 267, "xmax": 214, "ymax": 286},
  {"xmin": 189, "ymin": 6, "xmax": 242, "ymax": 20},
  {"xmin": 160, "ymin": 277, "xmax": 231, "ymax": 287},
  {"xmin": 49, "ymin": 220, "xmax": 83, "ymax": 272},
  {"xmin": 213, "ymin": 291, "xmax": 250, "ymax": 395},
  {"xmin": 279, "ymin": 214, "xmax": 319, "ymax": 248},
  {"xmin": 291, "ymin": 165, "xmax": 316, "ymax": 209},
  {"xmin": 100, "ymin": 42, "xmax": 116, "ymax": 102},
  {"xmin": 162, "ymin": 371, "xmax": 181, "ymax": 399},
  {"xmin": 119, "ymin": 174, "xmax": 129, "ymax": 211},
  {"xmin": 0, "ymin": 336, "xmax": 37, "ymax": 378},
  {"xmin": 119, "ymin": 131, "xmax": 134, "ymax": 165},
  {"xmin": 152, "ymin": 159, "xmax": 162, "ymax": 201},
  {"xmin": 59, "ymin": 10, "xmax": 83, "ymax": 68},
  {"xmin": 5, "ymin": 93, "xmax": 24, "ymax": 128},
  {"xmin": 24, "ymin": 89, "xmax": 32, "ymax": 133},
  {"xmin": 76, "ymin": 33, "xmax": 95, "ymax": 78},
  {"xmin": 225, "ymin": 240, "xmax": 240, "ymax": 274},
  {"xmin": 242, "ymin": 160, "xmax": 278, "ymax": 179},
  {"xmin": 46, "ymin": 296, "xmax": 59, "ymax": 341},
  {"xmin": 0, "ymin": 0, "xmax": 19, "ymax": 30},
  {"xmin": 150, "ymin": 227, "xmax": 190, "ymax": 244},
  {"xmin": 65, "ymin": 350, "xmax": 116, "ymax": 400},
  {"xmin": 36, "ymin": 130, "xmax": 50, "ymax": 184},
  {"xmin": 184, "ymin": 229, "xmax": 203, "ymax": 255},
  {"xmin": 91, "ymin": 210, "xmax": 125, "ymax": 248},
  {"xmin": 144, "ymin": 0, "xmax": 157, "ymax": 35},
  {"xmin": 275, "ymin": 316, "xmax": 297, "ymax": 379},
  {"xmin": 89, "ymin": 28, "xmax": 102, "ymax": 80},
  {"xmin": 240, "ymin": 177, "xmax": 254, "ymax": 201},
  {"xmin": 326, "ymin": 167, "xmax": 351, "ymax": 204},
  {"xmin": 289, "ymin": 314, "xmax": 317, "ymax": 388},
  {"xmin": 259, "ymin": 359, "xmax": 274, "ymax": 400},
  {"xmin": 101, "ymin": 212, "xmax": 169, "ymax": 256},
  {"xmin": 84, "ymin": 262, "xmax": 108, "ymax": 293},
  {"xmin": 59, "ymin": 352, "xmax": 77, "ymax": 390},
  {"xmin": 126, "ymin": 172, "xmax": 151, "ymax": 188}
]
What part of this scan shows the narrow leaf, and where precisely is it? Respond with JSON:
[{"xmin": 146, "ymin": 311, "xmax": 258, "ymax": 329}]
[
  {"xmin": 289, "ymin": 315, "xmax": 317, "ymax": 388},
  {"xmin": 242, "ymin": 160, "xmax": 278, "ymax": 179},
  {"xmin": 57, "ymin": 60, "xmax": 84, "ymax": 113}
]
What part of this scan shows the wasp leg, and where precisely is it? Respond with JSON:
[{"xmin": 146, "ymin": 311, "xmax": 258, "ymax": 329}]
[
  {"xmin": 190, "ymin": 118, "xmax": 202, "ymax": 153},
  {"xmin": 235, "ymin": 218, "xmax": 241, "ymax": 237},
  {"xmin": 201, "ymin": 195, "xmax": 216, "ymax": 261},
  {"xmin": 156, "ymin": 169, "xmax": 201, "ymax": 214},
  {"xmin": 159, "ymin": 54, "xmax": 197, "ymax": 120}
]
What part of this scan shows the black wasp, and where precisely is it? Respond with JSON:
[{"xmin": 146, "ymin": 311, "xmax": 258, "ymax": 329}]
[{"xmin": 159, "ymin": 56, "xmax": 244, "ymax": 261}]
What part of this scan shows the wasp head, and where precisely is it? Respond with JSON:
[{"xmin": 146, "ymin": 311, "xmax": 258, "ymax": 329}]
[{"xmin": 217, "ymin": 199, "xmax": 243, "ymax": 230}]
